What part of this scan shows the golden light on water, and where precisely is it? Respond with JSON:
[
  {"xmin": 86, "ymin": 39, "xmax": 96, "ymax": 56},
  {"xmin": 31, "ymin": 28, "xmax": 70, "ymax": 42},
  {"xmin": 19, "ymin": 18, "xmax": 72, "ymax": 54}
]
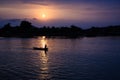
[
  {"xmin": 37, "ymin": 36, "xmax": 50, "ymax": 79},
  {"xmin": 42, "ymin": 36, "xmax": 46, "ymax": 39},
  {"xmin": 38, "ymin": 49, "xmax": 50, "ymax": 79},
  {"xmin": 40, "ymin": 51, "xmax": 48, "ymax": 64},
  {"xmin": 41, "ymin": 37, "xmax": 47, "ymax": 48},
  {"xmin": 37, "ymin": 36, "xmax": 47, "ymax": 48}
]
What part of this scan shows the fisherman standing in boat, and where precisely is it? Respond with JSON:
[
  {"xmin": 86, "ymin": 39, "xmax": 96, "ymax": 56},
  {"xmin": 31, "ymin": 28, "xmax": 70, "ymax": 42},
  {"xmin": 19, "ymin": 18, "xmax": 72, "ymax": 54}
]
[
  {"xmin": 45, "ymin": 44, "xmax": 47, "ymax": 49},
  {"xmin": 33, "ymin": 44, "xmax": 48, "ymax": 51}
]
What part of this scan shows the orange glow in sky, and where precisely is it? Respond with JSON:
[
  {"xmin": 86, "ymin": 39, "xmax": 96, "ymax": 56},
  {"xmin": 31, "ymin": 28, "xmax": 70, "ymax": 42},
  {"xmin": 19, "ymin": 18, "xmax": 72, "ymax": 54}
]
[
  {"xmin": 38, "ymin": 8, "xmax": 53, "ymax": 20},
  {"xmin": 42, "ymin": 14, "xmax": 46, "ymax": 18},
  {"xmin": 0, "ymin": 0, "xmax": 120, "ymax": 27}
]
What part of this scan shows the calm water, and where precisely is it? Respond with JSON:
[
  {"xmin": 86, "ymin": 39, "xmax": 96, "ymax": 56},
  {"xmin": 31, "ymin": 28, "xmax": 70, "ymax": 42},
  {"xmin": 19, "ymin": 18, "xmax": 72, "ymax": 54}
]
[{"xmin": 0, "ymin": 37, "xmax": 120, "ymax": 80}]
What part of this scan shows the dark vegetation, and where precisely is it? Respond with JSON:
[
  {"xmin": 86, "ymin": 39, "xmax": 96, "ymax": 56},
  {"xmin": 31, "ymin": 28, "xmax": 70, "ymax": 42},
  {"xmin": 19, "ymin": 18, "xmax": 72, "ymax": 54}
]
[{"xmin": 0, "ymin": 20, "xmax": 120, "ymax": 38}]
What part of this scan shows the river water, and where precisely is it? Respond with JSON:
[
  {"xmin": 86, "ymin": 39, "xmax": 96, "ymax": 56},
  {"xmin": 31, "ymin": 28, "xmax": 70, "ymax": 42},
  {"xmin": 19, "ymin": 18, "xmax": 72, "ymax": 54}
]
[{"xmin": 0, "ymin": 37, "xmax": 120, "ymax": 80}]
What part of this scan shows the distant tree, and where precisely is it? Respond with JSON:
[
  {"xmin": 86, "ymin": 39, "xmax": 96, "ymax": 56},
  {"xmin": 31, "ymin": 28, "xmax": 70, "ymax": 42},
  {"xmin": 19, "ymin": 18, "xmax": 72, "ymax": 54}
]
[
  {"xmin": 2, "ymin": 23, "xmax": 12, "ymax": 30},
  {"xmin": 70, "ymin": 25, "xmax": 82, "ymax": 30},
  {"xmin": 20, "ymin": 21, "xmax": 32, "ymax": 29}
]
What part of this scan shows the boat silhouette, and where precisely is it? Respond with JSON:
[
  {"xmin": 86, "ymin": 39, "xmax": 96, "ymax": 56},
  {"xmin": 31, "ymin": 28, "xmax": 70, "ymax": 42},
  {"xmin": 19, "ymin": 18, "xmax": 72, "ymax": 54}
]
[
  {"xmin": 33, "ymin": 47, "xmax": 48, "ymax": 51},
  {"xmin": 33, "ymin": 44, "xmax": 48, "ymax": 51}
]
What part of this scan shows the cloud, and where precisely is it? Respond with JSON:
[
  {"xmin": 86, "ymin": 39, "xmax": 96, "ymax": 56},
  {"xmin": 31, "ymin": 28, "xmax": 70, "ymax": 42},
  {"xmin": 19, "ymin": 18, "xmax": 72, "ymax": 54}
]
[
  {"xmin": 0, "ymin": 0, "xmax": 120, "ymax": 8},
  {"xmin": 21, "ymin": 0, "xmax": 49, "ymax": 6},
  {"xmin": 0, "ymin": 0, "xmax": 48, "ymax": 8},
  {"xmin": 0, "ymin": 0, "xmax": 120, "ymax": 25}
]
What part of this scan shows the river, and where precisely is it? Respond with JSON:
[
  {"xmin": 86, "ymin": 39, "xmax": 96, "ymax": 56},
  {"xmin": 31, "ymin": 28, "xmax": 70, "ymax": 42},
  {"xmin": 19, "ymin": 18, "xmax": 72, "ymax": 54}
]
[{"xmin": 0, "ymin": 36, "xmax": 120, "ymax": 80}]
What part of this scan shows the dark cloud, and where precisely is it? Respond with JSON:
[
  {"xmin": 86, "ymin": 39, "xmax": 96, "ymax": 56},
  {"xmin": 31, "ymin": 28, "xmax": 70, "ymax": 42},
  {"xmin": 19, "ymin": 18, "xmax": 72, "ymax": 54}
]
[
  {"xmin": 0, "ymin": 0, "xmax": 120, "ymax": 5},
  {"xmin": 20, "ymin": 0, "xmax": 49, "ymax": 5},
  {"xmin": 0, "ymin": 0, "xmax": 120, "ymax": 8}
]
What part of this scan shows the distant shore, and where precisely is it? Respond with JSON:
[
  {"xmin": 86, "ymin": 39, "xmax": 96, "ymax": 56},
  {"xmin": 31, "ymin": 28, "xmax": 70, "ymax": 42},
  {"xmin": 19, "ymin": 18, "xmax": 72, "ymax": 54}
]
[{"xmin": 0, "ymin": 20, "xmax": 120, "ymax": 38}]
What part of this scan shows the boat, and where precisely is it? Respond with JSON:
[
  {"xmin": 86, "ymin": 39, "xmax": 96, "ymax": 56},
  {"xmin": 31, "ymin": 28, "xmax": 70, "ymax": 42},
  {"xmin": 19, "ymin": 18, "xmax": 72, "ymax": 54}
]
[{"xmin": 33, "ymin": 47, "xmax": 48, "ymax": 51}]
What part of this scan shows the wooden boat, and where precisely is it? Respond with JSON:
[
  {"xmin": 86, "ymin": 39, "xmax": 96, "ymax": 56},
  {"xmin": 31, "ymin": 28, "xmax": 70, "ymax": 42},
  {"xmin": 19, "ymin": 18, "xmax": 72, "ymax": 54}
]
[{"xmin": 33, "ymin": 47, "xmax": 48, "ymax": 51}]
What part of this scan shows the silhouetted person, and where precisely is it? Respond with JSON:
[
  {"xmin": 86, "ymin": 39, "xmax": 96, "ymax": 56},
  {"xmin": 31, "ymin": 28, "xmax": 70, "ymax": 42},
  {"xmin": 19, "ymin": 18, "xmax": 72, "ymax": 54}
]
[
  {"xmin": 44, "ymin": 44, "xmax": 48, "ymax": 54},
  {"xmin": 45, "ymin": 44, "xmax": 47, "ymax": 48}
]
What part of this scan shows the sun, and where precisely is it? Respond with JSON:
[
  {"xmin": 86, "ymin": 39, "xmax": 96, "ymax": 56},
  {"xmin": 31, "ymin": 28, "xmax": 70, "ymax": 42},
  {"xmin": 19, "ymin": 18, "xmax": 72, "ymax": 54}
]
[{"xmin": 42, "ymin": 14, "xmax": 46, "ymax": 18}]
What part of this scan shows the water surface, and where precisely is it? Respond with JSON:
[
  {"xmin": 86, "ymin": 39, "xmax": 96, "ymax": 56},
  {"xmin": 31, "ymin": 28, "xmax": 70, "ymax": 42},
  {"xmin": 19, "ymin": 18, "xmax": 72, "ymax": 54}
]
[{"xmin": 0, "ymin": 37, "xmax": 120, "ymax": 80}]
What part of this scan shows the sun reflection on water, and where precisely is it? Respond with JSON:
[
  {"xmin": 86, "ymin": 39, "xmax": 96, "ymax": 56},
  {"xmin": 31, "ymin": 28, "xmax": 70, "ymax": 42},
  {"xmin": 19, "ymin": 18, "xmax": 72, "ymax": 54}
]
[
  {"xmin": 39, "ymin": 51, "xmax": 50, "ymax": 80},
  {"xmin": 37, "ymin": 36, "xmax": 48, "ymax": 48},
  {"xmin": 37, "ymin": 36, "xmax": 51, "ymax": 79}
]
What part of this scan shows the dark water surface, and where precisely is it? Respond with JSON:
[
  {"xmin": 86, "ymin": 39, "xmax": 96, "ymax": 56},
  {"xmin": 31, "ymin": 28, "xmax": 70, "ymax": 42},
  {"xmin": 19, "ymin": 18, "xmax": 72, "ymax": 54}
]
[{"xmin": 0, "ymin": 37, "xmax": 120, "ymax": 80}]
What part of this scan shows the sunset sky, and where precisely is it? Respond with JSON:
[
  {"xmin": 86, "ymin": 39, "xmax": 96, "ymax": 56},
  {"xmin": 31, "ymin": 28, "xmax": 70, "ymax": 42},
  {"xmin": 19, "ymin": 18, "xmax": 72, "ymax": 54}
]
[{"xmin": 0, "ymin": 0, "xmax": 120, "ymax": 28}]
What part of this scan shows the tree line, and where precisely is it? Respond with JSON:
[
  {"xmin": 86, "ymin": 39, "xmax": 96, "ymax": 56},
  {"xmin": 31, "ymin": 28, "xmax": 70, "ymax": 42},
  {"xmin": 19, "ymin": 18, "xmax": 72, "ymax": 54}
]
[{"xmin": 0, "ymin": 20, "xmax": 120, "ymax": 38}]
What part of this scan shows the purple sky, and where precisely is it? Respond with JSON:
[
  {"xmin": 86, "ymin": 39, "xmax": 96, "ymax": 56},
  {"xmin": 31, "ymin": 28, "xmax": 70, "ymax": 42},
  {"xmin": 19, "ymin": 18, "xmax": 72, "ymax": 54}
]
[{"xmin": 0, "ymin": 0, "xmax": 120, "ymax": 28}]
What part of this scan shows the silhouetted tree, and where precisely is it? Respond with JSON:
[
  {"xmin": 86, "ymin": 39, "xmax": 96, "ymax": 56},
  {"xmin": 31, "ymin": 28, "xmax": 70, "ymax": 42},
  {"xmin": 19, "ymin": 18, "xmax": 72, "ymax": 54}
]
[
  {"xmin": 20, "ymin": 21, "xmax": 33, "ymax": 29},
  {"xmin": 0, "ymin": 20, "xmax": 120, "ymax": 38},
  {"xmin": 2, "ymin": 23, "xmax": 12, "ymax": 30}
]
